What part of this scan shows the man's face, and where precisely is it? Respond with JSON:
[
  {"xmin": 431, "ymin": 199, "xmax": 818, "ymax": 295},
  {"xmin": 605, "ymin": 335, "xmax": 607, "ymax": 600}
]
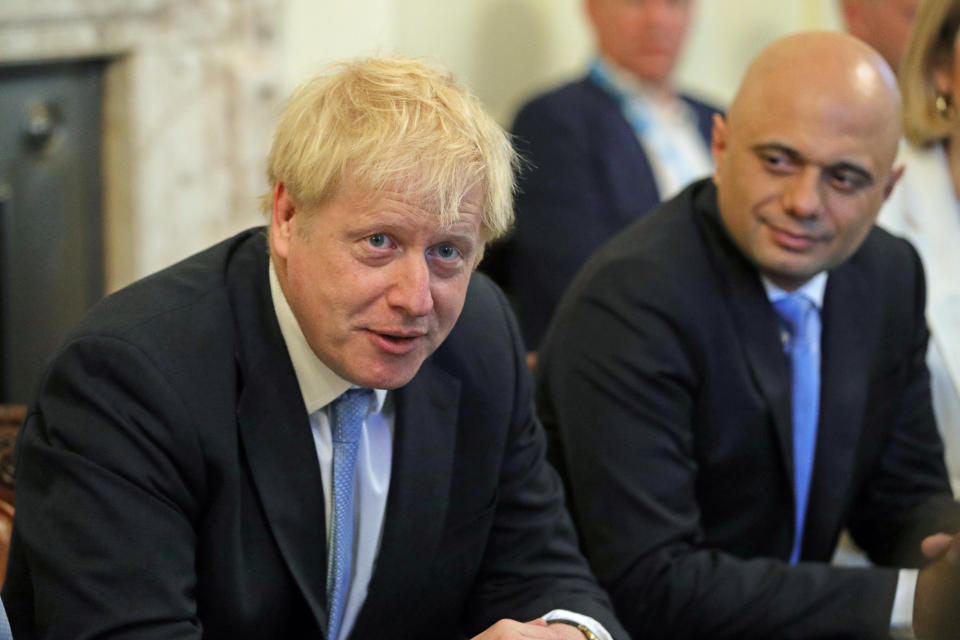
[
  {"xmin": 587, "ymin": 0, "xmax": 693, "ymax": 87},
  {"xmin": 271, "ymin": 182, "xmax": 482, "ymax": 390},
  {"xmin": 711, "ymin": 90, "xmax": 901, "ymax": 291},
  {"xmin": 845, "ymin": 0, "xmax": 920, "ymax": 70}
]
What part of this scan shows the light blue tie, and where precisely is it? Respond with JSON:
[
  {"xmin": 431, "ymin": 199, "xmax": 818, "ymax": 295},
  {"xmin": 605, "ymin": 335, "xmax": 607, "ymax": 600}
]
[
  {"xmin": 326, "ymin": 388, "xmax": 372, "ymax": 640},
  {"xmin": 0, "ymin": 594, "xmax": 11, "ymax": 640},
  {"xmin": 773, "ymin": 294, "xmax": 820, "ymax": 564}
]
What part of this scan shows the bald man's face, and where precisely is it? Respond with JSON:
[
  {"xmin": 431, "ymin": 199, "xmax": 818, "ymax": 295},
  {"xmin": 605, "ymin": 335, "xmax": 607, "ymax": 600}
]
[{"xmin": 711, "ymin": 81, "xmax": 901, "ymax": 290}]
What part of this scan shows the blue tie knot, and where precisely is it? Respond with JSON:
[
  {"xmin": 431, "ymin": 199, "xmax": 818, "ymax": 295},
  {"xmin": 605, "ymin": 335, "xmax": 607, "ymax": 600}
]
[
  {"xmin": 330, "ymin": 388, "xmax": 372, "ymax": 444},
  {"xmin": 774, "ymin": 294, "xmax": 814, "ymax": 341}
]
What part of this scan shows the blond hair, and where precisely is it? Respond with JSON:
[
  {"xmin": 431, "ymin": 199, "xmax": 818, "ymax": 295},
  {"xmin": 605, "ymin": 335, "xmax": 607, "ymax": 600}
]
[
  {"xmin": 901, "ymin": 0, "xmax": 960, "ymax": 146},
  {"xmin": 264, "ymin": 57, "xmax": 516, "ymax": 241}
]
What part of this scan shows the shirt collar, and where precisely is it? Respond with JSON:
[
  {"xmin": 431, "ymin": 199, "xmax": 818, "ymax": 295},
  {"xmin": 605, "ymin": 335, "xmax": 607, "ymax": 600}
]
[
  {"xmin": 762, "ymin": 271, "xmax": 828, "ymax": 309},
  {"xmin": 269, "ymin": 259, "xmax": 388, "ymax": 415},
  {"xmin": 594, "ymin": 55, "xmax": 693, "ymax": 120}
]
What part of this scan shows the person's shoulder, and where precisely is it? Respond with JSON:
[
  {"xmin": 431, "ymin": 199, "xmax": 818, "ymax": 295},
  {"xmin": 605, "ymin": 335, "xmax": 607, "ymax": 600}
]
[
  {"xmin": 854, "ymin": 224, "xmax": 921, "ymax": 269},
  {"xmin": 449, "ymin": 272, "xmax": 515, "ymax": 343},
  {"xmin": 429, "ymin": 272, "xmax": 526, "ymax": 392},
  {"xmin": 69, "ymin": 228, "xmax": 265, "ymax": 345},
  {"xmin": 843, "ymin": 225, "xmax": 925, "ymax": 302},
  {"xmin": 512, "ymin": 75, "xmax": 615, "ymax": 127},
  {"xmin": 560, "ymin": 180, "xmax": 719, "ymax": 311}
]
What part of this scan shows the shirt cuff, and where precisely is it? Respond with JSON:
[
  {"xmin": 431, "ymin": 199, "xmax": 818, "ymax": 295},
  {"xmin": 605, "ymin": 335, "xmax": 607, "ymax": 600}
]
[
  {"xmin": 890, "ymin": 568, "xmax": 918, "ymax": 639},
  {"xmin": 543, "ymin": 609, "xmax": 613, "ymax": 640}
]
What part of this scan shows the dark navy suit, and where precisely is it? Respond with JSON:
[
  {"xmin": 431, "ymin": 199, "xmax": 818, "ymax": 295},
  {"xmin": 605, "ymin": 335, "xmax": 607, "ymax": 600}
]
[
  {"xmin": 538, "ymin": 179, "xmax": 960, "ymax": 639},
  {"xmin": 3, "ymin": 229, "xmax": 627, "ymax": 640}
]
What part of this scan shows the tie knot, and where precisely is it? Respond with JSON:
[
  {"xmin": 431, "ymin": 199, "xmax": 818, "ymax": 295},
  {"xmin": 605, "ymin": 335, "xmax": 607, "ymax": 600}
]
[
  {"xmin": 774, "ymin": 294, "xmax": 815, "ymax": 339},
  {"xmin": 330, "ymin": 388, "xmax": 372, "ymax": 444}
]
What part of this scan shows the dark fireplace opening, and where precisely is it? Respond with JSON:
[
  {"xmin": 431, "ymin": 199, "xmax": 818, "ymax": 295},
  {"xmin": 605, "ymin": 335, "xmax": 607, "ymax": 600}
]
[{"xmin": 0, "ymin": 59, "xmax": 106, "ymax": 404}]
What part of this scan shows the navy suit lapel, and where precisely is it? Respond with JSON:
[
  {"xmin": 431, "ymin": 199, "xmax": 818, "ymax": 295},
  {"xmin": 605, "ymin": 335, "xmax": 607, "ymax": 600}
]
[
  {"xmin": 350, "ymin": 358, "xmax": 459, "ymax": 635},
  {"xmin": 581, "ymin": 77, "xmax": 661, "ymax": 221},
  {"xmin": 695, "ymin": 189, "xmax": 796, "ymax": 492},
  {"xmin": 228, "ymin": 232, "xmax": 329, "ymax": 635},
  {"xmin": 803, "ymin": 265, "xmax": 871, "ymax": 556}
]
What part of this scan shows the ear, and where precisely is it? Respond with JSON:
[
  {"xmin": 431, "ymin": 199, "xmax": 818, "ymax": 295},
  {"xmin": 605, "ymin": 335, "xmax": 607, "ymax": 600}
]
[
  {"xmin": 933, "ymin": 65, "xmax": 953, "ymax": 96},
  {"xmin": 710, "ymin": 113, "xmax": 729, "ymax": 185},
  {"xmin": 271, "ymin": 182, "xmax": 297, "ymax": 259},
  {"xmin": 882, "ymin": 164, "xmax": 906, "ymax": 200}
]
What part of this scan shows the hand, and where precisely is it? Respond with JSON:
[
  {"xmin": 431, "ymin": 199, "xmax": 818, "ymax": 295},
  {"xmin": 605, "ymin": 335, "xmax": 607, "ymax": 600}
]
[
  {"xmin": 914, "ymin": 531, "xmax": 960, "ymax": 639},
  {"xmin": 471, "ymin": 618, "xmax": 583, "ymax": 639}
]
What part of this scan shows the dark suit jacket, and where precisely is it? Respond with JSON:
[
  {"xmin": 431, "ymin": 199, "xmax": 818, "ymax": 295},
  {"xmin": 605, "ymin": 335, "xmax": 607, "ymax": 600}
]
[
  {"xmin": 2, "ymin": 229, "xmax": 627, "ymax": 640},
  {"xmin": 537, "ymin": 180, "xmax": 960, "ymax": 639},
  {"xmin": 482, "ymin": 75, "xmax": 719, "ymax": 348}
]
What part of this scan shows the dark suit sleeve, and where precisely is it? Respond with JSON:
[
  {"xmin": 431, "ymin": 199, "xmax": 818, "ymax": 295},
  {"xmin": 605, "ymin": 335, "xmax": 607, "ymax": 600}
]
[
  {"xmin": 459, "ymin": 279, "xmax": 629, "ymax": 639},
  {"xmin": 537, "ymin": 263, "xmax": 902, "ymax": 640},
  {"xmin": 847, "ymin": 239, "xmax": 960, "ymax": 565},
  {"xmin": 4, "ymin": 335, "xmax": 205, "ymax": 639}
]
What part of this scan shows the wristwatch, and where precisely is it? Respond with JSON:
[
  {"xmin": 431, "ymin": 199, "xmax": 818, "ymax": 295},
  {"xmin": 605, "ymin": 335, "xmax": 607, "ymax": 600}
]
[{"xmin": 549, "ymin": 618, "xmax": 599, "ymax": 640}]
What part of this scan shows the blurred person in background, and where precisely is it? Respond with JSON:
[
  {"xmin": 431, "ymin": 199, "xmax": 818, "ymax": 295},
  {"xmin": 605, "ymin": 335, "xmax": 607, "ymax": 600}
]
[
  {"xmin": 841, "ymin": 0, "xmax": 921, "ymax": 71},
  {"xmin": 879, "ymin": 0, "xmax": 960, "ymax": 494},
  {"xmin": 482, "ymin": 0, "xmax": 720, "ymax": 354}
]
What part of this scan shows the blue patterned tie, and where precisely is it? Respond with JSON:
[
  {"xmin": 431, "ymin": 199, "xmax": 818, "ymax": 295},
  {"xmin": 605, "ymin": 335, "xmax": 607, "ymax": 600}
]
[
  {"xmin": 326, "ymin": 388, "xmax": 372, "ymax": 640},
  {"xmin": 0, "ymin": 593, "xmax": 11, "ymax": 640},
  {"xmin": 774, "ymin": 294, "xmax": 820, "ymax": 564}
]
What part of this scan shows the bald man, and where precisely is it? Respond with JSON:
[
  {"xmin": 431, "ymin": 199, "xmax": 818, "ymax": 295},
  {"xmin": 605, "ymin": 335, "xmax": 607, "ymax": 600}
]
[
  {"xmin": 538, "ymin": 32, "xmax": 960, "ymax": 639},
  {"xmin": 841, "ymin": 0, "xmax": 920, "ymax": 72}
]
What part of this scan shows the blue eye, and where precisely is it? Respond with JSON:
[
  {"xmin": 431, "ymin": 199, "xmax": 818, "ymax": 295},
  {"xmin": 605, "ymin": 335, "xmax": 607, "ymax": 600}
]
[
  {"xmin": 367, "ymin": 234, "xmax": 388, "ymax": 248},
  {"xmin": 433, "ymin": 244, "xmax": 461, "ymax": 260}
]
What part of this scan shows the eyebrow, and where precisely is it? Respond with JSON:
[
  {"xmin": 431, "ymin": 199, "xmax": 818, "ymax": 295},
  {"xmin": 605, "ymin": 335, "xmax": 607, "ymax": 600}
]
[{"xmin": 753, "ymin": 143, "xmax": 875, "ymax": 186}]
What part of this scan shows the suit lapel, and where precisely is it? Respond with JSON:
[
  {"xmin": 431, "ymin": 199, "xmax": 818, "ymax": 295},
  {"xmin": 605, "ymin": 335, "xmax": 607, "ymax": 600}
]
[
  {"xmin": 803, "ymin": 264, "xmax": 871, "ymax": 554},
  {"xmin": 695, "ymin": 191, "xmax": 796, "ymax": 484},
  {"xmin": 228, "ymin": 233, "xmax": 329, "ymax": 635},
  {"xmin": 350, "ymin": 359, "xmax": 459, "ymax": 635},
  {"xmin": 582, "ymin": 77, "xmax": 660, "ymax": 223}
]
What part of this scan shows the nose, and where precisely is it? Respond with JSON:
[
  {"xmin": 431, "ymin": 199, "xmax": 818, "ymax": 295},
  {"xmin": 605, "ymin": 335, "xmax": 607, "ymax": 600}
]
[
  {"xmin": 387, "ymin": 253, "xmax": 434, "ymax": 317},
  {"xmin": 782, "ymin": 167, "xmax": 822, "ymax": 219}
]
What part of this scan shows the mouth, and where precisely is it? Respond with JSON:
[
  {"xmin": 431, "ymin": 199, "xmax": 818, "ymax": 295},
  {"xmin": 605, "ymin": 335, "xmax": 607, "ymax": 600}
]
[
  {"xmin": 765, "ymin": 222, "xmax": 821, "ymax": 252},
  {"xmin": 366, "ymin": 329, "xmax": 429, "ymax": 356}
]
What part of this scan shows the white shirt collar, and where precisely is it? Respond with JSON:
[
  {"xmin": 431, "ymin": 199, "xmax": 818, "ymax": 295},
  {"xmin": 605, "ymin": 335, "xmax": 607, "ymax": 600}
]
[
  {"xmin": 596, "ymin": 54, "xmax": 693, "ymax": 123},
  {"xmin": 268, "ymin": 259, "xmax": 387, "ymax": 415},
  {"xmin": 761, "ymin": 270, "xmax": 828, "ymax": 309}
]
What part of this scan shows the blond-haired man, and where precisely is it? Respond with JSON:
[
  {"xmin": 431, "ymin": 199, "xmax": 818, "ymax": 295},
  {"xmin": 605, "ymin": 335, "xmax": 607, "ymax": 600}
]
[{"xmin": 2, "ymin": 58, "xmax": 626, "ymax": 640}]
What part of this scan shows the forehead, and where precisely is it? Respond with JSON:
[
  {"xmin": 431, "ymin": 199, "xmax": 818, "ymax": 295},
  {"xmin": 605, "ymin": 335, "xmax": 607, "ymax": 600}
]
[
  {"xmin": 337, "ymin": 183, "xmax": 483, "ymax": 233},
  {"xmin": 733, "ymin": 82, "xmax": 897, "ymax": 173}
]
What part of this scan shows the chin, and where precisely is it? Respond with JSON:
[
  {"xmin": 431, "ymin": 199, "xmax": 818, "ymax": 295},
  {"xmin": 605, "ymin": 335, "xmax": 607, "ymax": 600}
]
[{"xmin": 352, "ymin": 359, "xmax": 424, "ymax": 390}]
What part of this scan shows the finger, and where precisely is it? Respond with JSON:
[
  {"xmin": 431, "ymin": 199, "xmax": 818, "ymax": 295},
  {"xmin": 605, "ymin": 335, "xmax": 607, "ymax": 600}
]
[
  {"xmin": 921, "ymin": 533, "xmax": 954, "ymax": 559},
  {"xmin": 947, "ymin": 531, "xmax": 960, "ymax": 564}
]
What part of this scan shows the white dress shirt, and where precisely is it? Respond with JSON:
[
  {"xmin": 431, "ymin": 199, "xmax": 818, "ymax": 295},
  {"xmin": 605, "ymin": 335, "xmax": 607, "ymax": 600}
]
[
  {"xmin": 268, "ymin": 263, "xmax": 612, "ymax": 640},
  {"xmin": 878, "ymin": 140, "xmax": 960, "ymax": 495},
  {"xmin": 762, "ymin": 273, "xmax": 918, "ymax": 636}
]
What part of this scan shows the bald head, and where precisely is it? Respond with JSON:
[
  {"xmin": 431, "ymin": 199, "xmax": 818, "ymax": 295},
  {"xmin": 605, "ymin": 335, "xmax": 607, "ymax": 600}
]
[
  {"xmin": 711, "ymin": 31, "xmax": 905, "ymax": 291},
  {"xmin": 729, "ymin": 31, "xmax": 902, "ymax": 161}
]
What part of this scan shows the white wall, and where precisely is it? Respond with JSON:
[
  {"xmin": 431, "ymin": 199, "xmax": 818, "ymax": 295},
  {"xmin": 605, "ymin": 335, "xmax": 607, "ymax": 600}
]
[{"xmin": 281, "ymin": 0, "xmax": 846, "ymax": 125}]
